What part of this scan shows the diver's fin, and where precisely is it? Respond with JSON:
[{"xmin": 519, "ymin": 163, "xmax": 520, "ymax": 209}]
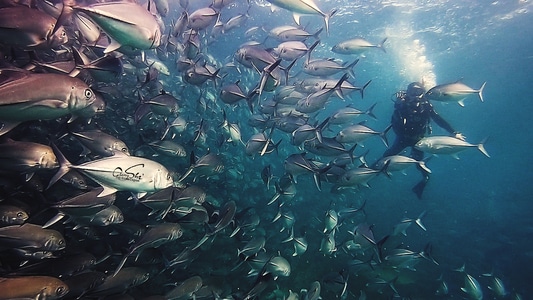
[{"xmin": 412, "ymin": 179, "xmax": 427, "ymax": 200}]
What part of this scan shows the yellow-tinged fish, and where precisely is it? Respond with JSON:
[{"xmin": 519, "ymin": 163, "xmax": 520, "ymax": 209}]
[
  {"xmin": 0, "ymin": 223, "xmax": 65, "ymax": 251},
  {"xmin": 0, "ymin": 6, "xmax": 68, "ymax": 49},
  {"xmin": 0, "ymin": 69, "xmax": 96, "ymax": 136},
  {"xmin": 0, "ymin": 276, "xmax": 69, "ymax": 300}
]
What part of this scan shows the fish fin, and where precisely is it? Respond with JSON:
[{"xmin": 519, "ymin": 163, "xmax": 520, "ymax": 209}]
[
  {"xmin": 412, "ymin": 179, "xmax": 427, "ymax": 199},
  {"xmin": 191, "ymin": 234, "xmax": 209, "ymax": 251},
  {"xmin": 47, "ymin": 143, "xmax": 72, "ymax": 190},
  {"xmin": 365, "ymin": 102, "xmax": 377, "ymax": 120},
  {"xmin": 0, "ymin": 121, "xmax": 21, "ymax": 136},
  {"xmin": 477, "ymin": 137, "xmax": 490, "ymax": 158},
  {"xmin": 418, "ymin": 161, "xmax": 432, "ymax": 174},
  {"xmin": 360, "ymin": 79, "xmax": 372, "ymax": 99},
  {"xmin": 112, "ymin": 254, "xmax": 129, "ymax": 277},
  {"xmin": 104, "ymin": 39, "xmax": 122, "ymax": 54},
  {"xmin": 42, "ymin": 212, "xmax": 66, "ymax": 229},
  {"xmin": 478, "ymin": 82, "xmax": 486, "ymax": 102},
  {"xmin": 24, "ymin": 172, "xmax": 34, "ymax": 182},
  {"xmin": 27, "ymin": 99, "xmax": 68, "ymax": 109},
  {"xmin": 415, "ymin": 211, "xmax": 427, "ymax": 231},
  {"xmin": 324, "ymin": 9, "xmax": 337, "ymax": 35},
  {"xmin": 292, "ymin": 13, "xmax": 302, "ymax": 25},
  {"xmin": 458, "ymin": 99, "xmax": 465, "ymax": 107},
  {"xmin": 96, "ymin": 184, "xmax": 118, "ymax": 197},
  {"xmin": 378, "ymin": 37, "xmax": 388, "ymax": 53}
]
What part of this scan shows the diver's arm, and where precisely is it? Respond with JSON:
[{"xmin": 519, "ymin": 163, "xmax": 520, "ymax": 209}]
[
  {"xmin": 430, "ymin": 108, "xmax": 455, "ymax": 134},
  {"xmin": 429, "ymin": 109, "xmax": 466, "ymax": 140}
]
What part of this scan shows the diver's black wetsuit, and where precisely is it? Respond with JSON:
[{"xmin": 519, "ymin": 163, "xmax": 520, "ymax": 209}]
[{"xmin": 383, "ymin": 84, "xmax": 456, "ymax": 199}]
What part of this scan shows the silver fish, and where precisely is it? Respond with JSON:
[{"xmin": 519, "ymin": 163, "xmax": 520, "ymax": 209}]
[
  {"xmin": 71, "ymin": 2, "xmax": 161, "ymax": 53},
  {"xmin": 188, "ymin": 7, "xmax": 219, "ymax": 31},
  {"xmin": 332, "ymin": 37, "xmax": 387, "ymax": 55},
  {"xmin": 50, "ymin": 145, "xmax": 174, "ymax": 197},
  {"xmin": 266, "ymin": 0, "xmax": 336, "ymax": 34},
  {"xmin": 461, "ymin": 273, "xmax": 483, "ymax": 300},
  {"xmin": 165, "ymin": 275, "xmax": 203, "ymax": 300},
  {"xmin": 415, "ymin": 136, "xmax": 490, "ymax": 158},
  {"xmin": 71, "ymin": 130, "xmax": 130, "ymax": 157},
  {"xmin": 425, "ymin": 81, "xmax": 486, "ymax": 107}
]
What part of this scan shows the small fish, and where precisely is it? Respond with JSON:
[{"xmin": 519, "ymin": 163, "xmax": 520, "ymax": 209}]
[
  {"xmin": 265, "ymin": 256, "xmax": 291, "ymax": 278},
  {"xmin": 165, "ymin": 275, "xmax": 203, "ymax": 300},
  {"xmin": 461, "ymin": 273, "xmax": 483, "ymax": 300},
  {"xmin": 261, "ymin": 165, "xmax": 273, "ymax": 190},
  {"xmin": 71, "ymin": 130, "xmax": 130, "ymax": 157},
  {"xmin": 392, "ymin": 211, "xmax": 427, "ymax": 236},
  {"xmin": 332, "ymin": 37, "xmax": 387, "ymax": 55},
  {"xmin": 0, "ymin": 276, "xmax": 69, "ymax": 300},
  {"xmin": 0, "ymin": 205, "xmax": 29, "ymax": 226},
  {"xmin": 0, "ymin": 223, "xmax": 65, "ymax": 251},
  {"xmin": 113, "ymin": 223, "xmax": 183, "ymax": 276},
  {"xmin": 188, "ymin": 7, "xmax": 219, "ymax": 31},
  {"xmin": 266, "ymin": 0, "xmax": 336, "ymax": 34}
]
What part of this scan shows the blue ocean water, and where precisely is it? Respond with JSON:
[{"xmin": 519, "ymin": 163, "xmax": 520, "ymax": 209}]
[
  {"xmin": 193, "ymin": 0, "xmax": 533, "ymax": 298},
  {"xmin": 1, "ymin": 0, "xmax": 531, "ymax": 299}
]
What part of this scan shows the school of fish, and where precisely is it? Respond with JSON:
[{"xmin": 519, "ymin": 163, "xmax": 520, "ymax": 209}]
[{"xmin": 0, "ymin": 0, "xmax": 515, "ymax": 299}]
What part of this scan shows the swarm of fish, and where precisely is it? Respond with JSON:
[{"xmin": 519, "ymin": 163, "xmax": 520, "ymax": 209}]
[{"xmin": 0, "ymin": 0, "xmax": 508, "ymax": 299}]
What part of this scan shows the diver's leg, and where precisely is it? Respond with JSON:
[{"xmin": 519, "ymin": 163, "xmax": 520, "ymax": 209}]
[
  {"xmin": 382, "ymin": 137, "xmax": 407, "ymax": 157},
  {"xmin": 371, "ymin": 137, "xmax": 406, "ymax": 169},
  {"xmin": 411, "ymin": 147, "xmax": 430, "ymax": 199}
]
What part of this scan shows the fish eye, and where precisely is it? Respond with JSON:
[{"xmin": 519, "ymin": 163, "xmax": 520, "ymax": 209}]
[
  {"xmin": 84, "ymin": 89, "xmax": 93, "ymax": 99},
  {"xmin": 16, "ymin": 212, "xmax": 24, "ymax": 218},
  {"xmin": 56, "ymin": 286, "xmax": 66, "ymax": 295},
  {"xmin": 122, "ymin": 148, "xmax": 128, "ymax": 153}
]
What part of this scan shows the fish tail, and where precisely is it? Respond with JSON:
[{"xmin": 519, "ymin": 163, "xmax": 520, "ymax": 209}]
[
  {"xmin": 380, "ymin": 124, "xmax": 392, "ymax": 147},
  {"xmin": 112, "ymin": 254, "xmax": 130, "ymax": 277},
  {"xmin": 478, "ymin": 81, "xmax": 486, "ymax": 102},
  {"xmin": 415, "ymin": 210, "xmax": 427, "ymax": 231},
  {"xmin": 324, "ymin": 9, "xmax": 337, "ymax": 35},
  {"xmin": 378, "ymin": 37, "xmax": 388, "ymax": 53},
  {"xmin": 346, "ymin": 58, "xmax": 359, "ymax": 79},
  {"xmin": 360, "ymin": 79, "xmax": 372, "ymax": 99},
  {"xmin": 365, "ymin": 102, "xmax": 377, "ymax": 120},
  {"xmin": 477, "ymin": 137, "xmax": 490, "ymax": 158},
  {"xmin": 418, "ymin": 160, "xmax": 432, "ymax": 174},
  {"xmin": 312, "ymin": 27, "xmax": 324, "ymax": 40},
  {"xmin": 315, "ymin": 117, "xmax": 330, "ymax": 143},
  {"xmin": 47, "ymin": 143, "xmax": 72, "ymax": 190}
]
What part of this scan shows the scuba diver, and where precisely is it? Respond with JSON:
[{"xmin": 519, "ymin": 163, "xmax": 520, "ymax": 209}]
[{"xmin": 381, "ymin": 82, "xmax": 465, "ymax": 199}]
